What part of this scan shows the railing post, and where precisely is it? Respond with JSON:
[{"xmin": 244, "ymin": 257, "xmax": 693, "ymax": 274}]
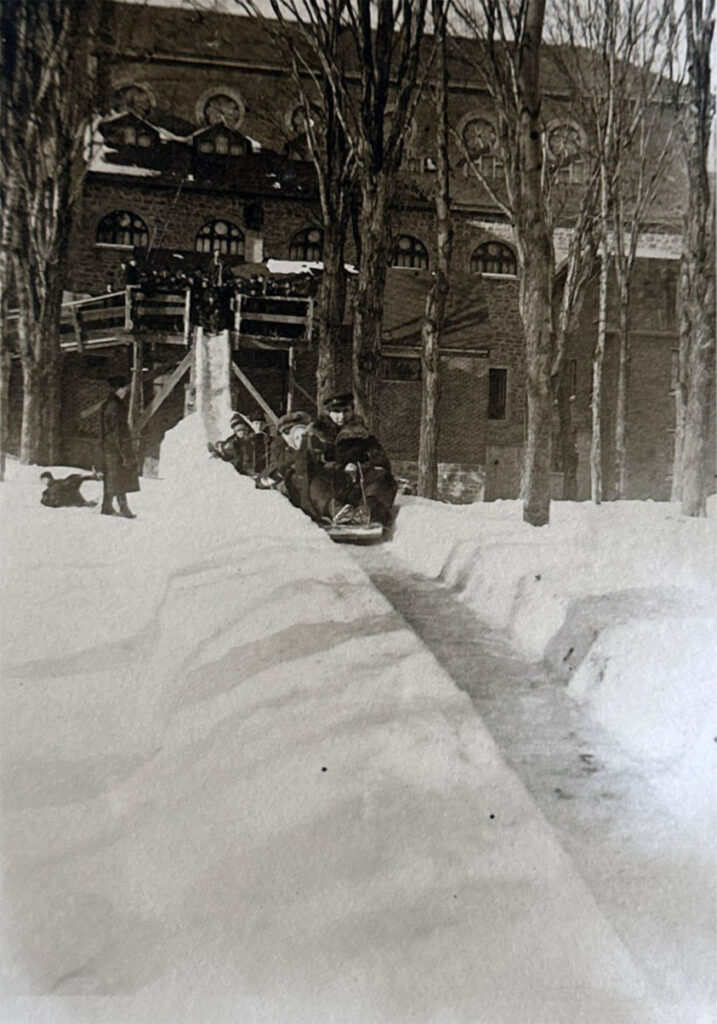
[
  {"xmin": 124, "ymin": 286, "xmax": 134, "ymax": 331},
  {"xmin": 183, "ymin": 286, "xmax": 192, "ymax": 346},
  {"xmin": 129, "ymin": 338, "xmax": 144, "ymax": 439}
]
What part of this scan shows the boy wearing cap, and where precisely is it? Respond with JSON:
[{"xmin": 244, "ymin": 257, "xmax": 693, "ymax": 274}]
[
  {"xmin": 304, "ymin": 392, "xmax": 396, "ymax": 526},
  {"xmin": 259, "ymin": 410, "xmax": 316, "ymax": 515},
  {"xmin": 209, "ymin": 413, "xmax": 256, "ymax": 475}
]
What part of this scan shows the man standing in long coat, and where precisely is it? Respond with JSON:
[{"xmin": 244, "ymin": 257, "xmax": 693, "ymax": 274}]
[{"xmin": 100, "ymin": 377, "xmax": 140, "ymax": 517}]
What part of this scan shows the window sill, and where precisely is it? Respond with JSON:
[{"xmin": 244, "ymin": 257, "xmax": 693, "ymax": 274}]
[
  {"xmin": 95, "ymin": 243, "xmax": 134, "ymax": 250},
  {"xmin": 480, "ymin": 272, "xmax": 518, "ymax": 280}
]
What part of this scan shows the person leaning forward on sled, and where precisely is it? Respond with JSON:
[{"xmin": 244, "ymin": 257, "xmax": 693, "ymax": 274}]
[
  {"xmin": 39, "ymin": 470, "xmax": 99, "ymax": 509},
  {"xmin": 99, "ymin": 376, "xmax": 140, "ymax": 518},
  {"xmin": 303, "ymin": 392, "xmax": 396, "ymax": 527},
  {"xmin": 257, "ymin": 410, "xmax": 316, "ymax": 517},
  {"xmin": 208, "ymin": 413, "xmax": 256, "ymax": 476}
]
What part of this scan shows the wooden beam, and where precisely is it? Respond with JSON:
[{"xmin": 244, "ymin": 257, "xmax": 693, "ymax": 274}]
[
  {"xmin": 231, "ymin": 361, "xmax": 279, "ymax": 427},
  {"xmin": 128, "ymin": 338, "xmax": 144, "ymax": 434},
  {"xmin": 136, "ymin": 350, "xmax": 192, "ymax": 434},
  {"xmin": 70, "ymin": 305, "xmax": 85, "ymax": 353}
]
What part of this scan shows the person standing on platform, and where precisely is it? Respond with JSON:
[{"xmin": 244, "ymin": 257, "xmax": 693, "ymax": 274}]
[{"xmin": 99, "ymin": 376, "xmax": 140, "ymax": 518}]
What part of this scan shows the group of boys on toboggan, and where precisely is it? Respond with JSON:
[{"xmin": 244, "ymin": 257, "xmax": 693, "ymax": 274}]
[
  {"xmin": 209, "ymin": 392, "xmax": 397, "ymax": 542},
  {"xmin": 38, "ymin": 386, "xmax": 397, "ymax": 543}
]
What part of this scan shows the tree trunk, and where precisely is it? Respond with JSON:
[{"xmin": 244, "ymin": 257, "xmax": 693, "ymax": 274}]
[
  {"xmin": 591, "ymin": 243, "xmax": 609, "ymax": 504},
  {"xmin": 418, "ymin": 0, "xmax": 451, "ymax": 500},
  {"xmin": 13, "ymin": 247, "xmax": 67, "ymax": 465},
  {"xmin": 316, "ymin": 222, "xmax": 347, "ymax": 404},
  {"xmin": 0, "ymin": 347, "xmax": 11, "ymax": 481},
  {"xmin": 670, "ymin": 256, "xmax": 690, "ymax": 502},
  {"xmin": 520, "ymin": 267, "xmax": 554, "ymax": 525},
  {"xmin": 19, "ymin": 355, "xmax": 62, "ymax": 465},
  {"xmin": 352, "ymin": 180, "xmax": 389, "ymax": 432},
  {"xmin": 680, "ymin": 332, "xmax": 714, "ymax": 515},
  {"xmin": 418, "ymin": 279, "xmax": 446, "ymax": 499},
  {"xmin": 556, "ymin": 373, "xmax": 577, "ymax": 500},
  {"xmin": 672, "ymin": 0, "xmax": 716, "ymax": 516},
  {"xmin": 613, "ymin": 291, "xmax": 630, "ymax": 499},
  {"xmin": 516, "ymin": 0, "xmax": 553, "ymax": 527}
]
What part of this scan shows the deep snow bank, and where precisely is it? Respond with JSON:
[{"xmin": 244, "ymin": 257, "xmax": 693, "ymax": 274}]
[
  {"xmin": 1, "ymin": 419, "xmax": 662, "ymax": 1024},
  {"xmin": 390, "ymin": 496, "xmax": 717, "ymax": 787}
]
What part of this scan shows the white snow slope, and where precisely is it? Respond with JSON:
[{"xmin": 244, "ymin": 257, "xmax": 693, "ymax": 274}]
[
  {"xmin": 0, "ymin": 418, "xmax": 709, "ymax": 1024},
  {"xmin": 390, "ymin": 495, "xmax": 717, "ymax": 810}
]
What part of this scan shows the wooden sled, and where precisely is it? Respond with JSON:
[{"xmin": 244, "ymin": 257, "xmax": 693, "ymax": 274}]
[{"xmin": 324, "ymin": 520, "xmax": 385, "ymax": 544}]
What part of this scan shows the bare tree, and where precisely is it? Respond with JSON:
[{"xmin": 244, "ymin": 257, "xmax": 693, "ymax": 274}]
[
  {"xmin": 1, "ymin": 0, "xmax": 104, "ymax": 465},
  {"xmin": 242, "ymin": 0, "xmax": 356, "ymax": 404},
  {"xmin": 671, "ymin": 0, "xmax": 715, "ymax": 516},
  {"xmin": 551, "ymin": 171, "xmax": 600, "ymax": 499},
  {"xmin": 240, "ymin": 1, "xmax": 429, "ymax": 423},
  {"xmin": 554, "ymin": 0, "xmax": 678, "ymax": 503},
  {"xmin": 344, "ymin": 1, "xmax": 430, "ymax": 429},
  {"xmin": 417, "ymin": 0, "xmax": 452, "ymax": 499},
  {"xmin": 455, "ymin": 0, "xmax": 556, "ymax": 525}
]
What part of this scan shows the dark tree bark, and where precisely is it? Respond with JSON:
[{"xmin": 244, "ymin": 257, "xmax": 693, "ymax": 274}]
[
  {"xmin": 417, "ymin": 0, "xmax": 452, "ymax": 500},
  {"xmin": 261, "ymin": 2, "xmax": 356, "ymax": 407},
  {"xmin": 671, "ymin": 0, "xmax": 715, "ymax": 516},
  {"xmin": 348, "ymin": 0, "xmax": 429, "ymax": 430},
  {"xmin": 514, "ymin": 0, "xmax": 554, "ymax": 526},
  {"xmin": 457, "ymin": 0, "xmax": 558, "ymax": 524},
  {"xmin": 1, "ymin": 0, "xmax": 104, "ymax": 465}
]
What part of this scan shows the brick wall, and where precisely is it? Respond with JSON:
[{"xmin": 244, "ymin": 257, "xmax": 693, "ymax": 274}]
[{"xmin": 68, "ymin": 177, "xmax": 321, "ymax": 295}]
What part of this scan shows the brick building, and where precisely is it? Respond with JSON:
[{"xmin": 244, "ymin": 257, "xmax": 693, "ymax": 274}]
[{"xmin": 11, "ymin": 1, "xmax": 710, "ymax": 502}]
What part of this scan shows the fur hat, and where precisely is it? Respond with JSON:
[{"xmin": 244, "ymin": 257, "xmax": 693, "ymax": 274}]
[
  {"xmin": 323, "ymin": 392, "xmax": 354, "ymax": 412},
  {"xmin": 277, "ymin": 410, "xmax": 312, "ymax": 433},
  {"xmin": 230, "ymin": 412, "xmax": 250, "ymax": 431}
]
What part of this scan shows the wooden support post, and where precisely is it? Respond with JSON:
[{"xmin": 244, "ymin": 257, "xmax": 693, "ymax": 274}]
[
  {"xmin": 185, "ymin": 334, "xmax": 197, "ymax": 416},
  {"xmin": 231, "ymin": 361, "xmax": 279, "ymax": 428},
  {"xmin": 136, "ymin": 350, "xmax": 193, "ymax": 434},
  {"xmin": 129, "ymin": 338, "xmax": 144, "ymax": 436},
  {"xmin": 183, "ymin": 287, "xmax": 192, "ymax": 346},
  {"xmin": 70, "ymin": 305, "xmax": 85, "ymax": 353},
  {"xmin": 287, "ymin": 346, "xmax": 295, "ymax": 413},
  {"xmin": 124, "ymin": 286, "xmax": 134, "ymax": 331}
]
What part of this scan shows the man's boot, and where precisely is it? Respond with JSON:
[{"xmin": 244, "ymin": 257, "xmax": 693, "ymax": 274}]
[{"xmin": 116, "ymin": 495, "xmax": 136, "ymax": 519}]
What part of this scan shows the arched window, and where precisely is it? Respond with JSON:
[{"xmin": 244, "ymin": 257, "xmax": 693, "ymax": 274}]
[
  {"xmin": 96, "ymin": 210, "xmax": 149, "ymax": 248},
  {"xmin": 392, "ymin": 235, "xmax": 429, "ymax": 270},
  {"xmin": 470, "ymin": 241, "xmax": 517, "ymax": 276},
  {"xmin": 195, "ymin": 220, "xmax": 244, "ymax": 257},
  {"xmin": 289, "ymin": 227, "xmax": 323, "ymax": 261}
]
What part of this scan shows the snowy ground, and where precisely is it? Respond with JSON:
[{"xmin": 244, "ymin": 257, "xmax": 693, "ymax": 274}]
[
  {"xmin": 1, "ymin": 418, "xmax": 715, "ymax": 1023},
  {"xmin": 390, "ymin": 494, "xmax": 716, "ymax": 810}
]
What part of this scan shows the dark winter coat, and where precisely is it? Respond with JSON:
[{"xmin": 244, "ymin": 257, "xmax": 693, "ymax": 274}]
[
  {"xmin": 100, "ymin": 393, "xmax": 140, "ymax": 495},
  {"xmin": 213, "ymin": 433, "xmax": 257, "ymax": 476},
  {"xmin": 266, "ymin": 438, "xmax": 315, "ymax": 517},
  {"xmin": 333, "ymin": 423, "xmax": 397, "ymax": 525}
]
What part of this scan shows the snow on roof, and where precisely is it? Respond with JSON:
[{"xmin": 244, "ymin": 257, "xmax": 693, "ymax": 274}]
[
  {"xmin": 266, "ymin": 259, "xmax": 323, "ymax": 275},
  {"xmin": 88, "ymin": 144, "xmax": 162, "ymax": 177}
]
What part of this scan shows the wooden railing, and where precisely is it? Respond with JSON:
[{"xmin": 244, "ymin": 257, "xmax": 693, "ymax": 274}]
[
  {"xmin": 5, "ymin": 287, "xmax": 190, "ymax": 352},
  {"xmin": 6, "ymin": 287, "xmax": 315, "ymax": 352}
]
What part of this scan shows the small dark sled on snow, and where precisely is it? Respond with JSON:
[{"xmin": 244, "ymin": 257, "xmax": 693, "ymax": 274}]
[
  {"xmin": 324, "ymin": 520, "xmax": 385, "ymax": 544},
  {"xmin": 321, "ymin": 502, "xmax": 386, "ymax": 544}
]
